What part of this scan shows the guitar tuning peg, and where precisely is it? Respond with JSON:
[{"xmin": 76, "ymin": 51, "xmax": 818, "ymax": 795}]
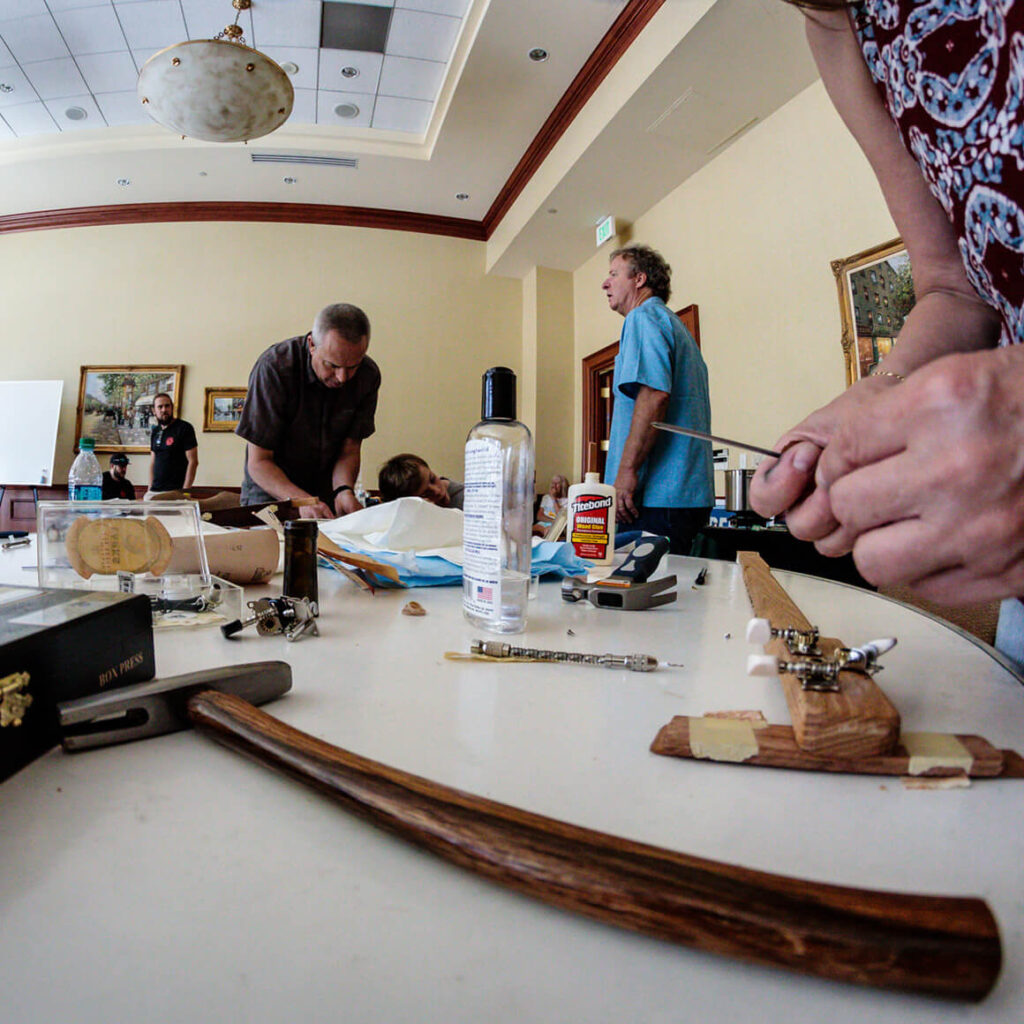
[
  {"xmin": 746, "ymin": 617, "xmax": 772, "ymax": 644},
  {"xmin": 747, "ymin": 654, "xmax": 779, "ymax": 677}
]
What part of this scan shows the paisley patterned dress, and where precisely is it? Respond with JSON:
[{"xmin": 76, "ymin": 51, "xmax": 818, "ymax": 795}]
[{"xmin": 852, "ymin": 0, "xmax": 1024, "ymax": 345}]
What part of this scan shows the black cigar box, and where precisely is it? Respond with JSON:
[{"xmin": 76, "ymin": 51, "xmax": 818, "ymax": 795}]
[{"xmin": 0, "ymin": 585, "xmax": 155, "ymax": 783}]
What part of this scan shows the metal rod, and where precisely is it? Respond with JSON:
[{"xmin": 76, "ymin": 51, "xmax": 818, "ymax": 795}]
[
  {"xmin": 652, "ymin": 422, "xmax": 783, "ymax": 459},
  {"xmin": 471, "ymin": 639, "xmax": 658, "ymax": 672}
]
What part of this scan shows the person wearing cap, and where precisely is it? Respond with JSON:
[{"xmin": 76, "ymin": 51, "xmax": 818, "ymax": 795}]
[{"xmin": 102, "ymin": 454, "xmax": 136, "ymax": 500}]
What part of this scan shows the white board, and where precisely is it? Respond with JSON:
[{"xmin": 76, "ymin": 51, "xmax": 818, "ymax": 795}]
[{"xmin": 0, "ymin": 380, "xmax": 64, "ymax": 485}]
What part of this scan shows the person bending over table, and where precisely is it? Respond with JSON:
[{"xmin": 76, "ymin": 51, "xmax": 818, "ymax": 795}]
[
  {"xmin": 378, "ymin": 453, "xmax": 464, "ymax": 509},
  {"xmin": 237, "ymin": 303, "xmax": 381, "ymax": 520},
  {"xmin": 749, "ymin": 0, "xmax": 1024, "ymax": 665}
]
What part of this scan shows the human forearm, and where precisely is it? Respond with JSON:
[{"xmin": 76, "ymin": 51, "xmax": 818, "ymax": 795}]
[
  {"xmin": 614, "ymin": 386, "xmax": 669, "ymax": 522},
  {"xmin": 183, "ymin": 450, "xmax": 198, "ymax": 490},
  {"xmin": 331, "ymin": 440, "xmax": 363, "ymax": 516},
  {"xmin": 247, "ymin": 444, "xmax": 313, "ymax": 501}
]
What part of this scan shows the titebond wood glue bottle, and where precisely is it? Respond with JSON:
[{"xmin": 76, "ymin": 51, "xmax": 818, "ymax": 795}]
[{"xmin": 567, "ymin": 472, "xmax": 616, "ymax": 565}]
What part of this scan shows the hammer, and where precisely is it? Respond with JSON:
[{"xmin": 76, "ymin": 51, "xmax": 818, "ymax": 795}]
[{"xmin": 56, "ymin": 665, "xmax": 1000, "ymax": 1001}]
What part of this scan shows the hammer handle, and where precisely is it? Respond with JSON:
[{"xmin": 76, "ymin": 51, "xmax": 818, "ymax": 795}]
[{"xmin": 188, "ymin": 689, "xmax": 1001, "ymax": 1001}]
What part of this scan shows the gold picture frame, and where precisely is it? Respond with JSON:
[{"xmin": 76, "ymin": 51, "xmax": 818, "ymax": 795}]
[
  {"xmin": 831, "ymin": 238, "xmax": 915, "ymax": 386},
  {"xmin": 76, "ymin": 365, "xmax": 184, "ymax": 453},
  {"xmin": 203, "ymin": 386, "xmax": 247, "ymax": 432}
]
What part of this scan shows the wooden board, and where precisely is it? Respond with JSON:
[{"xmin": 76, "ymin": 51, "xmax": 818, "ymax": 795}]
[
  {"xmin": 650, "ymin": 715, "xmax": 1024, "ymax": 779},
  {"xmin": 738, "ymin": 551, "xmax": 900, "ymax": 758}
]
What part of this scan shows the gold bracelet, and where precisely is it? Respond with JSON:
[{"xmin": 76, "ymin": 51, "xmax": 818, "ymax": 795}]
[{"xmin": 869, "ymin": 369, "xmax": 906, "ymax": 383}]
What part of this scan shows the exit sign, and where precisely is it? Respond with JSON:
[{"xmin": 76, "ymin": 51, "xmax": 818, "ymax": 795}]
[{"xmin": 595, "ymin": 215, "xmax": 615, "ymax": 247}]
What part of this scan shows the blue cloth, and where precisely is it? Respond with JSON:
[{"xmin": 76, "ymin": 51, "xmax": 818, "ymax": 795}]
[
  {"xmin": 604, "ymin": 297, "xmax": 713, "ymax": 507},
  {"xmin": 320, "ymin": 541, "xmax": 590, "ymax": 589}
]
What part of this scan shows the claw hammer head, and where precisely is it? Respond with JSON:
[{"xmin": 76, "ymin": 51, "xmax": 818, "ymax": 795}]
[{"xmin": 57, "ymin": 661, "xmax": 292, "ymax": 752}]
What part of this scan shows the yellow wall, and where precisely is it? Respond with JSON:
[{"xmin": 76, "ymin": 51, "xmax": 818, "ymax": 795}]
[
  {"xmin": 573, "ymin": 80, "xmax": 897, "ymax": 483},
  {"xmin": 0, "ymin": 221, "xmax": 523, "ymax": 490}
]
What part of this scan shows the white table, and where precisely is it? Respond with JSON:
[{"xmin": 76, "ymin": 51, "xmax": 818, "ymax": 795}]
[{"xmin": 1, "ymin": 544, "xmax": 1022, "ymax": 1023}]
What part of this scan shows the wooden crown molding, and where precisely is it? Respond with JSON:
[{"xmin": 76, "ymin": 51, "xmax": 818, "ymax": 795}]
[
  {"xmin": 0, "ymin": 202, "xmax": 487, "ymax": 241},
  {"xmin": 0, "ymin": 0, "xmax": 664, "ymax": 244}
]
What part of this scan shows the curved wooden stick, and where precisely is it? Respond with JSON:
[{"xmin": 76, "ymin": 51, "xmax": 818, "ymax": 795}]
[{"xmin": 188, "ymin": 690, "xmax": 1001, "ymax": 1001}]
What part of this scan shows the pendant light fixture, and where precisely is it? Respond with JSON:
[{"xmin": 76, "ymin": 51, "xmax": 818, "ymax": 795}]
[{"xmin": 137, "ymin": 0, "xmax": 294, "ymax": 144}]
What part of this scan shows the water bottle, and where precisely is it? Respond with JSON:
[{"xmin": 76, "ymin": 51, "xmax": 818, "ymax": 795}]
[
  {"xmin": 462, "ymin": 367, "xmax": 534, "ymax": 634},
  {"xmin": 68, "ymin": 437, "xmax": 103, "ymax": 502}
]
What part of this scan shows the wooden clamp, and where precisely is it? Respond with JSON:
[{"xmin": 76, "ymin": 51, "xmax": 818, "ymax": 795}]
[{"xmin": 738, "ymin": 551, "xmax": 900, "ymax": 759}]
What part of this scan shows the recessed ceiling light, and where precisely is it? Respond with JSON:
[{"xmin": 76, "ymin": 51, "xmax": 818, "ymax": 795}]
[
  {"xmin": 341, "ymin": 66, "xmax": 359, "ymax": 79},
  {"xmin": 528, "ymin": 48, "xmax": 549, "ymax": 62},
  {"xmin": 65, "ymin": 106, "xmax": 87, "ymax": 121},
  {"xmin": 280, "ymin": 61, "xmax": 299, "ymax": 75},
  {"xmin": 283, "ymin": 176, "xmax": 298, "ymax": 184},
  {"xmin": 547, "ymin": 208, "xmax": 558, "ymax": 214},
  {"xmin": 116, "ymin": 178, "xmax": 131, "ymax": 187},
  {"xmin": 0, "ymin": 83, "xmax": 14, "ymax": 93},
  {"xmin": 455, "ymin": 192, "xmax": 470, "ymax": 201},
  {"xmin": 334, "ymin": 102, "xmax": 360, "ymax": 119}
]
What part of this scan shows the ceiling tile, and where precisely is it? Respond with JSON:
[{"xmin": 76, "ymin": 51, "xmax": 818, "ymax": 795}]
[
  {"xmin": 22, "ymin": 56, "xmax": 88, "ymax": 98},
  {"xmin": 0, "ymin": 14, "xmax": 70, "ymax": 64},
  {"xmin": 1, "ymin": 99, "xmax": 56, "ymax": 134},
  {"xmin": 378, "ymin": 54, "xmax": 442, "ymax": 101},
  {"xmin": 0, "ymin": 1, "xmax": 46, "ymax": 19},
  {"xmin": 356, "ymin": 0, "xmax": 396, "ymax": 7},
  {"xmin": 95, "ymin": 87, "xmax": 150, "ymax": 125},
  {"xmin": 179, "ymin": 0, "xmax": 252, "ymax": 43},
  {"xmin": 316, "ymin": 87, "xmax": 373, "ymax": 128},
  {"xmin": 114, "ymin": 0, "xmax": 187, "ymax": 50},
  {"xmin": 130, "ymin": 45, "xmax": 159, "ymax": 64},
  {"xmin": 0, "ymin": 64, "xmax": 37, "ymax": 106},
  {"xmin": 45, "ymin": 92, "xmax": 104, "ymax": 129},
  {"xmin": 76, "ymin": 49, "xmax": 138, "ymax": 93},
  {"xmin": 0, "ymin": 34, "xmax": 12, "ymax": 68},
  {"xmin": 258, "ymin": 45, "xmax": 318, "ymax": 90},
  {"xmin": 0, "ymin": 112, "xmax": 12, "ymax": 136},
  {"xmin": 371, "ymin": 94, "xmax": 429, "ymax": 133},
  {"xmin": 287, "ymin": 85, "xmax": 316, "ymax": 124},
  {"xmin": 318, "ymin": 47, "xmax": 381, "ymax": 94},
  {"xmin": 54, "ymin": 4, "xmax": 127, "ymax": 54},
  {"xmin": 250, "ymin": 0, "xmax": 320, "ymax": 50},
  {"xmin": 385, "ymin": 8, "xmax": 458, "ymax": 62},
  {"xmin": 398, "ymin": 0, "xmax": 467, "ymax": 14}
]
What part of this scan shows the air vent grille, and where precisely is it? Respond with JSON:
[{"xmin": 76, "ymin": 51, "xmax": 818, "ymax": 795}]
[{"xmin": 250, "ymin": 153, "xmax": 359, "ymax": 168}]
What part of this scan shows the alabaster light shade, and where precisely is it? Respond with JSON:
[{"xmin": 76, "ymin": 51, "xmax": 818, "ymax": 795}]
[{"xmin": 138, "ymin": 39, "xmax": 294, "ymax": 144}]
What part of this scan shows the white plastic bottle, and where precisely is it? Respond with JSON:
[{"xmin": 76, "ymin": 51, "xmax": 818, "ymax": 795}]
[
  {"xmin": 68, "ymin": 437, "xmax": 103, "ymax": 502},
  {"xmin": 567, "ymin": 471, "xmax": 616, "ymax": 565},
  {"xmin": 462, "ymin": 367, "xmax": 534, "ymax": 633}
]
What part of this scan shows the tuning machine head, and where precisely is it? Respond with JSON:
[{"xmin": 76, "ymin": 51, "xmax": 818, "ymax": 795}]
[
  {"xmin": 745, "ymin": 617, "xmax": 820, "ymax": 655},
  {"xmin": 746, "ymin": 637, "xmax": 897, "ymax": 691}
]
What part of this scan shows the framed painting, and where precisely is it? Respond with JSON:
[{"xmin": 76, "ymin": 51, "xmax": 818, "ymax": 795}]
[
  {"xmin": 831, "ymin": 238, "xmax": 915, "ymax": 386},
  {"xmin": 203, "ymin": 386, "xmax": 247, "ymax": 432},
  {"xmin": 75, "ymin": 365, "xmax": 184, "ymax": 454}
]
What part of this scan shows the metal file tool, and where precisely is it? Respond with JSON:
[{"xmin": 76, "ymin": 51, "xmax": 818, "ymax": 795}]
[{"xmin": 652, "ymin": 422, "xmax": 783, "ymax": 459}]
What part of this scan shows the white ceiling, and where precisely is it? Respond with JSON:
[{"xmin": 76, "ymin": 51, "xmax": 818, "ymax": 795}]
[
  {"xmin": 0, "ymin": 0, "xmax": 820, "ymax": 276},
  {"xmin": 0, "ymin": 0, "xmax": 471, "ymax": 137}
]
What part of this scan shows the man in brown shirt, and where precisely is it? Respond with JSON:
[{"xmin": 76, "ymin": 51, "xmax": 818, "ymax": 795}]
[{"xmin": 236, "ymin": 303, "xmax": 381, "ymax": 519}]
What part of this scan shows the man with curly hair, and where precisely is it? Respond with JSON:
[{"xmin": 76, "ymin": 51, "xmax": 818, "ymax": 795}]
[{"xmin": 601, "ymin": 245, "xmax": 713, "ymax": 554}]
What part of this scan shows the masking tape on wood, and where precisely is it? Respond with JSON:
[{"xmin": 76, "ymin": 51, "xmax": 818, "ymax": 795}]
[
  {"xmin": 689, "ymin": 717, "xmax": 759, "ymax": 763},
  {"xmin": 902, "ymin": 732, "xmax": 974, "ymax": 776}
]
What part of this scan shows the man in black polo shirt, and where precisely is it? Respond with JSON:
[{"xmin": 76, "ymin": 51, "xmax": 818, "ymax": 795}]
[
  {"xmin": 149, "ymin": 393, "xmax": 199, "ymax": 493},
  {"xmin": 236, "ymin": 303, "xmax": 381, "ymax": 519}
]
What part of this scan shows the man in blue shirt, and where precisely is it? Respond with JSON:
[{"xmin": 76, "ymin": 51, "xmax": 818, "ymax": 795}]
[{"xmin": 601, "ymin": 245, "xmax": 713, "ymax": 554}]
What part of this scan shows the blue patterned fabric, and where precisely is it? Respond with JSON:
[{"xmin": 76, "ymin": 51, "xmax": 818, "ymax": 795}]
[{"xmin": 853, "ymin": 0, "xmax": 1024, "ymax": 344}]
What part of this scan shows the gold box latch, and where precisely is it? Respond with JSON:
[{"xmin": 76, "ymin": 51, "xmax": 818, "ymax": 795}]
[{"xmin": 1, "ymin": 672, "xmax": 33, "ymax": 728}]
